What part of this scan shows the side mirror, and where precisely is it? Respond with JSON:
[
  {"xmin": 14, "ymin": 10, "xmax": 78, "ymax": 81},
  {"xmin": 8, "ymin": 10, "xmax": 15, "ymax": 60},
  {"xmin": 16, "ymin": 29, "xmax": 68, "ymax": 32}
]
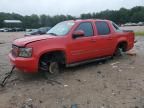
[{"xmin": 72, "ymin": 30, "xmax": 85, "ymax": 39}]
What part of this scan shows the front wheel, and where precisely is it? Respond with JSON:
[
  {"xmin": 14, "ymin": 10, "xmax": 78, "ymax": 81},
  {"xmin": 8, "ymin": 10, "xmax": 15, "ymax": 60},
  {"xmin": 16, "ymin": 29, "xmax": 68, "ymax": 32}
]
[
  {"xmin": 48, "ymin": 62, "xmax": 60, "ymax": 75},
  {"xmin": 39, "ymin": 60, "xmax": 60, "ymax": 77}
]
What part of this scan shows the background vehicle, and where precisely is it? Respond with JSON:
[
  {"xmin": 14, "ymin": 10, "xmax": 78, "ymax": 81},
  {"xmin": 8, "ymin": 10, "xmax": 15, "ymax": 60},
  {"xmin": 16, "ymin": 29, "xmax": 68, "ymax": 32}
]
[
  {"xmin": 25, "ymin": 27, "xmax": 51, "ymax": 36},
  {"xmin": 39, "ymin": 27, "xmax": 51, "ymax": 34},
  {"xmin": 25, "ymin": 29, "xmax": 39, "ymax": 36},
  {"xmin": 0, "ymin": 28, "xmax": 9, "ymax": 32},
  {"xmin": 0, "ymin": 28, "xmax": 24, "ymax": 32},
  {"xmin": 9, "ymin": 19, "xmax": 135, "ymax": 74}
]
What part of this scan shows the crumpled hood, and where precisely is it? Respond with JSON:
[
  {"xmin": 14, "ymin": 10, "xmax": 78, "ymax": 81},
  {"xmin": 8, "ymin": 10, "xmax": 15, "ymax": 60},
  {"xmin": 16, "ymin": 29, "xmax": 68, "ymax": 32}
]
[{"xmin": 13, "ymin": 35, "xmax": 55, "ymax": 46}]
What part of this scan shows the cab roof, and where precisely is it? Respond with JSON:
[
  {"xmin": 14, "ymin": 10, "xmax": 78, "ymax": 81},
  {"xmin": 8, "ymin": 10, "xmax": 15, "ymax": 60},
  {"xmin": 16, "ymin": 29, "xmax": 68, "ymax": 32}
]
[{"xmin": 68, "ymin": 19, "xmax": 111, "ymax": 23}]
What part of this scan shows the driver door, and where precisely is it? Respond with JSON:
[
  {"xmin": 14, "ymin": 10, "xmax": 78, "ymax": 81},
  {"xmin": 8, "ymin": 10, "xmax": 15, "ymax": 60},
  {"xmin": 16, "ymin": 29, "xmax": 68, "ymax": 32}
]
[{"xmin": 67, "ymin": 22, "xmax": 95, "ymax": 63}]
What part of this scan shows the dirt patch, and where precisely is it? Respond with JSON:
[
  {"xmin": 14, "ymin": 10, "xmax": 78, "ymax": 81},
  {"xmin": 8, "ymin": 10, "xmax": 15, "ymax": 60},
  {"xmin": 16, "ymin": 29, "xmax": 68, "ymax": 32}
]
[{"xmin": 0, "ymin": 32, "xmax": 144, "ymax": 108}]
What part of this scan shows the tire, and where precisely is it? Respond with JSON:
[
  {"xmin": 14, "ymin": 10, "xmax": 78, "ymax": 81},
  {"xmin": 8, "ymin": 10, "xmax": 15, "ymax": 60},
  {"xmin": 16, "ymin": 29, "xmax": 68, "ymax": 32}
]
[
  {"xmin": 48, "ymin": 62, "xmax": 60, "ymax": 75},
  {"xmin": 39, "ymin": 60, "xmax": 60, "ymax": 77},
  {"xmin": 114, "ymin": 46, "xmax": 124, "ymax": 57},
  {"xmin": 39, "ymin": 52, "xmax": 66, "ymax": 77}
]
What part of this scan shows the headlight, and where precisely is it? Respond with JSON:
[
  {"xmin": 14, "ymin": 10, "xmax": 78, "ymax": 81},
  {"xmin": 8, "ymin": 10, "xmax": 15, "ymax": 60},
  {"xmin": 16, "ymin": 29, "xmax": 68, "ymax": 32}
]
[{"xmin": 19, "ymin": 48, "xmax": 32, "ymax": 57}]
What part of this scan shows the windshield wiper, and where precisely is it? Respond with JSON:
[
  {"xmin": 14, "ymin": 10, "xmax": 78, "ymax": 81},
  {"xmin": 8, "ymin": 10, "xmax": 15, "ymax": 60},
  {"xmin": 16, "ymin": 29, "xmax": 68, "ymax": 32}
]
[{"xmin": 47, "ymin": 33, "xmax": 57, "ymax": 36}]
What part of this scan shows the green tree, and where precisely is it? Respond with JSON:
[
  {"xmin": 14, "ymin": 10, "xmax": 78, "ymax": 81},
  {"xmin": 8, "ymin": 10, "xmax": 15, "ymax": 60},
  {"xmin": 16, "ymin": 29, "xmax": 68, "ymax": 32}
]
[{"xmin": 0, "ymin": 6, "xmax": 144, "ymax": 28}]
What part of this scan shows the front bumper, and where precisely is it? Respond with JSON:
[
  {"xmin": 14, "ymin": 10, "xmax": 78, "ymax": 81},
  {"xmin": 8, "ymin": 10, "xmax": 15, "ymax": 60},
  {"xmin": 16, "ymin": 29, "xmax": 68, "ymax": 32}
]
[{"xmin": 9, "ymin": 53, "xmax": 38, "ymax": 73}]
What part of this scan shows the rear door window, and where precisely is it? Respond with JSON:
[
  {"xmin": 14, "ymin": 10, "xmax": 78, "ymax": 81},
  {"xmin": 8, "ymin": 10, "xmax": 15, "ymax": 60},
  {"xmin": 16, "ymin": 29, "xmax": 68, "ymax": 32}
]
[{"xmin": 95, "ymin": 21, "xmax": 110, "ymax": 35}]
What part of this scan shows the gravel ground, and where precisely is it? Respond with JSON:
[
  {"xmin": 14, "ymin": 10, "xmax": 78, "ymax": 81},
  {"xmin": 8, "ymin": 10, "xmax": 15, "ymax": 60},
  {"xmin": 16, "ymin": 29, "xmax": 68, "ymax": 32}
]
[{"xmin": 0, "ymin": 31, "xmax": 144, "ymax": 108}]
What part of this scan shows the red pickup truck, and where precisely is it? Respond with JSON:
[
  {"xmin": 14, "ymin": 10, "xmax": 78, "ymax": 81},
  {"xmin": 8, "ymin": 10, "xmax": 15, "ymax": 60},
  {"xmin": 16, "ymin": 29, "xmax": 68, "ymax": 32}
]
[{"xmin": 9, "ymin": 19, "xmax": 134, "ymax": 74}]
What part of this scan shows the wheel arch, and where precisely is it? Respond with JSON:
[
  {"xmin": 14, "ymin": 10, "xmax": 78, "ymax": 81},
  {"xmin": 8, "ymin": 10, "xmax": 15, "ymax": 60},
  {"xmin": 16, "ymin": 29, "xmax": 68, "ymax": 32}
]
[
  {"xmin": 116, "ymin": 41, "xmax": 128, "ymax": 52},
  {"xmin": 38, "ymin": 49, "xmax": 67, "ymax": 65}
]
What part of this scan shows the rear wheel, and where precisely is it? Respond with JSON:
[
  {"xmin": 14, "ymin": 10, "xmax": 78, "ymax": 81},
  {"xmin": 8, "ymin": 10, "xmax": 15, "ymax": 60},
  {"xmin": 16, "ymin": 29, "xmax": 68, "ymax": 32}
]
[
  {"xmin": 114, "ymin": 47, "xmax": 123, "ymax": 56},
  {"xmin": 113, "ymin": 43, "xmax": 127, "ymax": 57}
]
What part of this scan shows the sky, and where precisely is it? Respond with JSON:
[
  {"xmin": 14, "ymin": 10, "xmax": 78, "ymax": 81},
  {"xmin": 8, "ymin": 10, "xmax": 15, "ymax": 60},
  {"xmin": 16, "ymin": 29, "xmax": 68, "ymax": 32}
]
[{"xmin": 0, "ymin": 0, "xmax": 144, "ymax": 16}]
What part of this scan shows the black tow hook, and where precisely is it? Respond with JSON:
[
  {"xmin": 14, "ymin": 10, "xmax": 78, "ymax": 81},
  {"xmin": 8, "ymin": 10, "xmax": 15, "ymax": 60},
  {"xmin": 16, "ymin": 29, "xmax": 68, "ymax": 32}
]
[{"xmin": 0, "ymin": 66, "xmax": 15, "ymax": 87}]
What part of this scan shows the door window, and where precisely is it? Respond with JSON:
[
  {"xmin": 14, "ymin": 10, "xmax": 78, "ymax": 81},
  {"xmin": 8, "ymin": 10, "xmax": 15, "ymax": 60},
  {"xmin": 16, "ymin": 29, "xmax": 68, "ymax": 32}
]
[
  {"xmin": 95, "ymin": 21, "xmax": 110, "ymax": 35},
  {"xmin": 76, "ymin": 22, "xmax": 93, "ymax": 37}
]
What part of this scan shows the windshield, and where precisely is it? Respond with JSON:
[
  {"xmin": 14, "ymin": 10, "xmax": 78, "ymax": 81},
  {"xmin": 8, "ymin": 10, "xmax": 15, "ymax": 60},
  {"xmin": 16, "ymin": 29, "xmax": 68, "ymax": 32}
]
[{"xmin": 47, "ymin": 21, "xmax": 75, "ymax": 36}]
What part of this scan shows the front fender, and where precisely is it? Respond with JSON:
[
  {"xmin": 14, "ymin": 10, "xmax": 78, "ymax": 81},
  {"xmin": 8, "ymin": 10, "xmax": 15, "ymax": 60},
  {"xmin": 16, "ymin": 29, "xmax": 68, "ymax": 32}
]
[
  {"xmin": 38, "ymin": 48, "xmax": 66, "ymax": 59},
  {"xmin": 26, "ymin": 39, "xmax": 67, "ymax": 66}
]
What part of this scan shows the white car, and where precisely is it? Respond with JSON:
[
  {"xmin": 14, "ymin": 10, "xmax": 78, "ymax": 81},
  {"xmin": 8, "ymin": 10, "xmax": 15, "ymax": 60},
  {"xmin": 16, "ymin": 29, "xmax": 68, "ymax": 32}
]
[{"xmin": 0, "ymin": 28, "xmax": 9, "ymax": 32}]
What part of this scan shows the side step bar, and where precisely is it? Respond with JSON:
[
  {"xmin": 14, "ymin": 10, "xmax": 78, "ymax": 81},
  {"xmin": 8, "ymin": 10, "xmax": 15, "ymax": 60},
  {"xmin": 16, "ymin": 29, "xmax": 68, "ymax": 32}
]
[{"xmin": 66, "ymin": 56, "xmax": 112, "ymax": 67}]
